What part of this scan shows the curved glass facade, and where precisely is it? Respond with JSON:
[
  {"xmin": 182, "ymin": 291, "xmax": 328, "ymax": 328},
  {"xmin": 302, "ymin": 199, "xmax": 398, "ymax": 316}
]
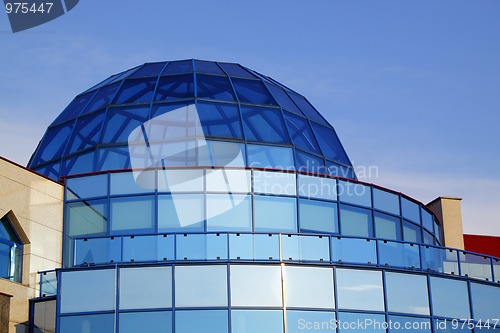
[{"xmin": 28, "ymin": 60, "xmax": 354, "ymax": 180}]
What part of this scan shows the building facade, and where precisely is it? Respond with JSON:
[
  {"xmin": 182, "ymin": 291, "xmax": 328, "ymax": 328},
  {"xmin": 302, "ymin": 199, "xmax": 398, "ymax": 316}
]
[{"xmin": 1, "ymin": 60, "xmax": 499, "ymax": 333}]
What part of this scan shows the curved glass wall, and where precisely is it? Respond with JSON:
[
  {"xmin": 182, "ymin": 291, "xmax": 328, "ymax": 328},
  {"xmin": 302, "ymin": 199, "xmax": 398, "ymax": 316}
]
[
  {"xmin": 28, "ymin": 60, "xmax": 354, "ymax": 180},
  {"xmin": 54, "ymin": 263, "xmax": 500, "ymax": 333},
  {"xmin": 62, "ymin": 168, "xmax": 443, "ymax": 267}
]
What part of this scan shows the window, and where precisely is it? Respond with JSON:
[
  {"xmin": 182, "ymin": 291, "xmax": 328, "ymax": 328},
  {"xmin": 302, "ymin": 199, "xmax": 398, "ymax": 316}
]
[
  {"xmin": 66, "ymin": 174, "xmax": 108, "ymax": 200},
  {"xmin": 119, "ymin": 311, "xmax": 172, "ymax": 333},
  {"xmin": 299, "ymin": 199, "xmax": 338, "ymax": 233},
  {"xmin": 403, "ymin": 220, "xmax": 422, "ymax": 243},
  {"xmin": 470, "ymin": 282, "xmax": 500, "ymax": 321},
  {"xmin": 401, "ymin": 197, "xmax": 420, "ymax": 223},
  {"xmin": 286, "ymin": 311, "xmax": 336, "ymax": 333},
  {"xmin": 59, "ymin": 314, "xmax": 114, "ymax": 333},
  {"xmin": 374, "ymin": 212, "xmax": 401, "ymax": 240},
  {"xmin": 206, "ymin": 169, "xmax": 251, "ymax": 193},
  {"xmin": 284, "ymin": 266, "xmax": 334, "ymax": 308},
  {"xmin": 337, "ymin": 312, "xmax": 386, "ymax": 333},
  {"xmin": 175, "ymin": 265, "xmax": 228, "ymax": 307},
  {"xmin": 430, "ymin": 277, "xmax": 471, "ymax": 319},
  {"xmin": 253, "ymin": 170, "xmax": 296, "ymax": 196},
  {"xmin": 206, "ymin": 194, "xmax": 252, "ymax": 232},
  {"xmin": 373, "ymin": 188, "xmax": 399, "ymax": 215},
  {"xmin": 231, "ymin": 310, "xmax": 283, "ymax": 333},
  {"xmin": 338, "ymin": 180, "xmax": 371, "ymax": 207},
  {"xmin": 119, "ymin": 267, "xmax": 172, "ymax": 309},
  {"xmin": 110, "ymin": 171, "xmax": 156, "ymax": 195},
  {"xmin": 158, "ymin": 194, "xmax": 204, "ymax": 232},
  {"xmin": 331, "ymin": 237, "xmax": 377, "ymax": 265},
  {"xmin": 247, "ymin": 144, "xmax": 294, "ymax": 170},
  {"xmin": 110, "ymin": 196, "xmax": 155, "ymax": 234},
  {"xmin": 336, "ymin": 269, "xmax": 384, "ymax": 311},
  {"xmin": 230, "ymin": 265, "xmax": 282, "ymax": 307},
  {"xmin": 254, "ymin": 196, "xmax": 297, "ymax": 232},
  {"xmin": 298, "ymin": 174, "xmax": 337, "ymax": 201},
  {"xmin": 388, "ymin": 316, "xmax": 431, "ymax": 333},
  {"xmin": 0, "ymin": 216, "xmax": 23, "ymax": 282},
  {"xmin": 175, "ymin": 310, "xmax": 228, "ymax": 333},
  {"xmin": 60, "ymin": 269, "xmax": 115, "ymax": 313},
  {"xmin": 340, "ymin": 205, "xmax": 372, "ymax": 237},
  {"xmin": 385, "ymin": 272, "xmax": 429, "ymax": 315},
  {"xmin": 158, "ymin": 169, "xmax": 204, "ymax": 192}
]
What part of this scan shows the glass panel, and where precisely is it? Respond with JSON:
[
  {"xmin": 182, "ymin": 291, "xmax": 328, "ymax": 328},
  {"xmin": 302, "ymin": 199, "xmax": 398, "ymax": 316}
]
[
  {"xmin": 254, "ymin": 196, "xmax": 297, "ymax": 232},
  {"xmin": 459, "ymin": 252, "xmax": 493, "ymax": 281},
  {"xmin": 197, "ymin": 102, "xmax": 242, "ymax": 137},
  {"xmin": 110, "ymin": 170, "xmax": 156, "ymax": 195},
  {"xmin": 163, "ymin": 60, "xmax": 193, "ymax": 75},
  {"xmin": 385, "ymin": 272, "xmax": 429, "ymax": 315},
  {"xmin": 401, "ymin": 197, "xmax": 420, "ymax": 223},
  {"xmin": 231, "ymin": 310, "xmax": 283, "ymax": 333},
  {"xmin": 423, "ymin": 229, "xmax": 435, "ymax": 245},
  {"xmin": 59, "ymin": 314, "xmax": 114, "ymax": 333},
  {"xmin": 0, "ymin": 243, "xmax": 11, "ymax": 278},
  {"xmin": 101, "ymin": 106, "xmax": 151, "ymax": 144},
  {"xmin": 286, "ymin": 310, "xmax": 336, "ymax": 333},
  {"xmin": 430, "ymin": 276, "xmax": 471, "ymax": 319},
  {"xmin": 154, "ymin": 74, "xmax": 194, "ymax": 101},
  {"xmin": 33, "ymin": 123, "xmax": 73, "ymax": 164},
  {"xmin": 336, "ymin": 268, "xmax": 384, "ymax": 311},
  {"xmin": 175, "ymin": 310, "xmax": 228, "ymax": 333},
  {"xmin": 230, "ymin": 265, "xmax": 282, "ymax": 306},
  {"xmin": 62, "ymin": 150, "xmax": 96, "ymax": 176},
  {"xmin": 282, "ymin": 234, "xmax": 330, "ymax": 262},
  {"xmin": 387, "ymin": 316, "xmax": 431, "ymax": 333},
  {"xmin": 110, "ymin": 196, "xmax": 155, "ymax": 234},
  {"xmin": 158, "ymin": 169, "xmax": 204, "ymax": 192},
  {"xmin": 122, "ymin": 234, "xmax": 175, "ymax": 262},
  {"xmin": 81, "ymin": 82, "xmax": 120, "ymax": 115},
  {"xmin": 298, "ymin": 174, "xmax": 337, "ymax": 201},
  {"xmin": 229, "ymin": 233, "xmax": 279, "ymax": 261},
  {"xmin": 421, "ymin": 246, "xmax": 459, "ymax": 274},
  {"xmin": 374, "ymin": 212, "xmax": 401, "ymax": 241},
  {"xmin": 194, "ymin": 60, "xmax": 225, "ymax": 75},
  {"xmin": 253, "ymin": 170, "xmax": 296, "ymax": 196},
  {"xmin": 120, "ymin": 311, "xmax": 172, "ymax": 333},
  {"xmin": 338, "ymin": 180, "xmax": 371, "ymax": 207},
  {"xmin": 294, "ymin": 150, "xmax": 325, "ymax": 174},
  {"xmin": 421, "ymin": 208, "xmax": 434, "ymax": 231},
  {"xmin": 119, "ymin": 266, "xmax": 172, "ymax": 309},
  {"xmin": 97, "ymin": 146, "xmax": 131, "ymax": 171},
  {"xmin": 311, "ymin": 123, "xmax": 350, "ymax": 165},
  {"xmin": 175, "ymin": 265, "xmax": 228, "ymax": 307},
  {"xmin": 339, "ymin": 204, "xmax": 372, "ymax": 237},
  {"xmin": 331, "ymin": 237, "xmax": 377, "ymax": 264},
  {"xmin": 75, "ymin": 237, "xmax": 121, "ymax": 265},
  {"xmin": 66, "ymin": 199, "xmax": 108, "ymax": 237},
  {"xmin": 60, "ymin": 269, "xmax": 115, "ymax": 313},
  {"xmin": 299, "ymin": 199, "xmax": 338, "ymax": 233},
  {"xmin": 403, "ymin": 220, "xmax": 422, "ymax": 243},
  {"xmin": 130, "ymin": 62, "xmax": 167, "ymax": 78},
  {"xmin": 373, "ymin": 188, "xmax": 400, "ymax": 215},
  {"xmin": 337, "ymin": 312, "xmax": 386, "ymax": 333},
  {"xmin": 470, "ymin": 282, "xmax": 500, "ymax": 321},
  {"xmin": 52, "ymin": 91, "xmax": 96, "ymax": 125},
  {"xmin": 433, "ymin": 319, "xmax": 472, "ymax": 333},
  {"xmin": 158, "ymin": 194, "xmax": 204, "ymax": 232},
  {"xmin": 378, "ymin": 240, "xmax": 420, "ymax": 268},
  {"xmin": 65, "ymin": 112, "xmax": 105, "ymax": 154},
  {"xmin": 40, "ymin": 271, "xmax": 57, "ymax": 297},
  {"xmin": 114, "ymin": 78, "xmax": 157, "ymax": 104},
  {"xmin": 242, "ymin": 106, "xmax": 290, "ymax": 144},
  {"xmin": 66, "ymin": 174, "xmax": 107, "ymax": 200},
  {"xmin": 326, "ymin": 161, "xmax": 355, "ymax": 179},
  {"xmin": 206, "ymin": 194, "xmax": 252, "ymax": 232},
  {"xmin": 206, "ymin": 169, "xmax": 251, "ymax": 193},
  {"xmin": 33, "ymin": 300, "xmax": 56, "ymax": 332},
  {"xmin": 232, "ymin": 78, "xmax": 277, "ymax": 105},
  {"xmin": 176, "ymin": 233, "xmax": 228, "ymax": 260},
  {"xmin": 219, "ymin": 62, "xmax": 256, "ymax": 78},
  {"xmin": 208, "ymin": 141, "xmax": 246, "ymax": 166},
  {"xmin": 287, "ymin": 92, "xmax": 328, "ymax": 125},
  {"xmin": 284, "ymin": 112, "xmax": 321, "ymax": 154},
  {"xmin": 247, "ymin": 144, "xmax": 294, "ymax": 170},
  {"xmin": 264, "ymin": 82, "xmax": 303, "ymax": 115},
  {"xmin": 284, "ymin": 266, "xmax": 334, "ymax": 308},
  {"xmin": 494, "ymin": 258, "xmax": 500, "ymax": 283}
]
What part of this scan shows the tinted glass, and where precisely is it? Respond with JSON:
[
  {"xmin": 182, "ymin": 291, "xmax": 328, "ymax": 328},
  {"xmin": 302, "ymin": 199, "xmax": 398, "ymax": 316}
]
[
  {"xmin": 119, "ymin": 266, "xmax": 172, "ymax": 309},
  {"xmin": 81, "ymin": 82, "xmax": 120, "ymax": 115},
  {"xmin": 114, "ymin": 78, "xmax": 157, "ymax": 104},
  {"xmin": 401, "ymin": 197, "xmax": 420, "ymax": 223},
  {"xmin": 253, "ymin": 170, "xmax": 296, "ymax": 195},
  {"xmin": 284, "ymin": 266, "xmax": 334, "ymax": 308},
  {"xmin": 231, "ymin": 310, "xmax": 283, "ymax": 333},
  {"xmin": 403, "ymin": 220, "xmax": 422, "ymax": 243},
  {"xmin": 176, "ymin": 233, "xmax": 228, "ymax": 261},
  {"xmin": 194, "ymin": 60, "xmax": 225, "ymax": 74},
  {"xmin": 299, "ymin": 199, "xmax": 338, "ymax": 233},
  {"xmin": 373, "ymin": 188, "xmax": 400, "ymax": 215},
  {"xmin": 336, "ymin": 269, "xmax": 384, "ymax": 311},
  {"xmin": 154, "ymin": 74, "xmax": 194, "ymax": 101},
  {"xmin": 374, "ymin": 212, "xmax": 401, "ymax": 240},
  {"xmin": 230, "ymin": 265, "xmax": 282, "ymax": 307},
  {"xmin": 101, "ymin": 106, "xmax": 151, "ymax": 144},
  {"xmin": 286, "ymin": 311, "xmax": 336, "ymax": 333},
  {"xmin": 119, "ymin": 311, "xmax": 172, "ymax": 333},
  {"xmin": 197, "ymin": 102, "xmax": 242, "ymax": 138},
  {"xmin": 247, "ymin": 144, "xmax": 294, "ymax": 170},
  {"xmin": 110, "ymin": 171, "xmax": 156, "ymax": 195},
  {"xmin": 421, "ymin": 207, "xmax": 434, "ymax": 231},
  {"xmin": 338, "ymin": 180, "xmax": 371, "ymax": 207},
  {"xmin": 242, "ymin": 106, "xmax": 290, "ymax": 143},
  {"xmin": 298, "ymin": 174, "xmax": 337, "ymax": 201},
  {"xmin": 340, "ymin": 204, "xmax": 372, "ymax": 237},
  {"xmin": 130, "ymin": 62, "xmax": 167, "ymax": 78},
  {"xmin": 284, "ymin": 112, "xmax": 321, "ymax": 154},
  {"xmin": 388, "ymin": 316, "xmax": 431, "ymax": 333},
  {"xmin": 287, "ymin": 92, "xmax": 327, "ymax": 125},
  {"xmin": 254, "ymin": 196, "xmax": 297, "ymax": 232},
  {"xmin": 158, "ymin": 169, "xmax": 204, "ymax": 192},
  {"xmin": 65, "ymin": 112, "xmax": 105, "ymax": 154},
  {"xmin": 66, "ymin": 174, "xmax": 108, "ymax": 200},
  {"xmin": 331, "ymin": 237, "xmax": 377, "ymax": 264},
  {"xmin": 470, "ymin": 282, "xmax": 500, "ymax": 321},
  {"xmin": 59, "ymin": 313, "xmax": 114, "ymax": 333},
  {"xmin": 158, "ymin": 194, "xmax": 204, "ymax": 232},
  {"xmin": 175, "ymin": 310, "xmax": 228, "ymax": 333},
  {"xmin": 110, "ymin": 196, "xmax": 154, "ymax": 234},
  {"xmin": 311, "ymin": 123, "xmax": 350, "ymax": 165},
  {"xmin": 385, "ymin": 272, "xmax": 429, "ymax": 315},
  {"xmin": 175, "ymin": 265, "xmax": 228, "ymax": 307},
  {"xmin": 232, "ymin": 78, "xmax": 277, "ymax": 105},
  {"xmin": 66, "ymin": 200, "xmax": 108, "ymax": 237},
  {"xmin": 229, "ymin": 233, "xmax": 280, "ymax": 261},
  {"xmin": 206, "ymin": 194, "xmax": 252, "ymax": 231},
  {"xmin": 430, "ymin": 277, "xmax": 471, "ymax": 319},
  {"xmin": 337, "ymin": 312, "xmax": 386, "ymax": 333},
  {"xmin": 162, "ymin": 60, "xmax": 193, "ymax": 75},
  {"xmin": 205, "ymin": 169, "xmax": 251, "ymax": 193},
  {"xmin": 378, "ymin": 240, "xmax": 420, "ymax": 268}
]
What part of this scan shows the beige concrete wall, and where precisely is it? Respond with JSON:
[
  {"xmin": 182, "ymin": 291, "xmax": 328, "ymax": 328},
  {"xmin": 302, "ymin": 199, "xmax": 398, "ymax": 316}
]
[
  {"xmin": 427, "ymin": 197, "xmax": 465, "ymax": 249},
  {"xmin": 0, "ymin": 157, "xmax": 63, "ymax": 333}
]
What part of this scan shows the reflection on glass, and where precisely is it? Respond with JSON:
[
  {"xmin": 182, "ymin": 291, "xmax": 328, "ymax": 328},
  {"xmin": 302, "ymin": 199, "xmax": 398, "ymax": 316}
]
[
  {"xmin": 298, "ymin": 174, "xmax": 337, "ymax": 201},
  {"xmin": 421, "ymin": 208, "xmax": 434, "ymax": 231},
  {"xmin": 336, "ymin": 269, "xmax": 384, "ymax": 311},
  {"xmin": 119, "ymin": 311, "xmax": 172, "ymax": 333},
  {"xmin": 284, "ymin": 266, "xmax": 334, "ymax": 308},
  {"xmin": 373, "ymin": 188, "xmax": 399, "ymax": 215},
  {"xmin": 122, "ymin": 234, "xmax": 175, "ymax": 262},
  {"xmin": 247, "ymin": 144, "xmax": 294, "ymax": 170},
  {"xmin": 403, "ymin": 220, "xmax": 422, "ymax": 243},
  {"xmin": 388, "ymin": 315, "xmax": 431, "ymax": 333},
  {"xmin": 176, "ymin": 234, "xmax": 227, "ymax": 260},
  {"xmin": 299, "ymin": 199, "xmax": 338, "ymax": 233},
  {"xmin": 421, "ymin": 246, "xmax": 459, "ymax": 275},
  {"xmin": 430, "ymin": 276, "xmax": 471, "ymax": 319},
  {"xmin": 66, "ymin": 174, "xmax": 108, "ymax": 200},
  {"xmin": 59, "ymin": 313, "xmax": 114, "ymax": 333},
  {"xmin": 338, "ymin": 180, "xmax": 371, "ymax": 207},
  {"xmin": 459, "ymin": 252, "xmax": 493, "ymax": 281},
  {"xmin": 205, "ymin": 169, "xmax": 251, "ymax": 193},
  {"xmin": 119, "ymin": 267, "xmax": 172, "ymax": 309},
  {"xmin": 230, "ymin": 265, "xmax": 282, "ymax": 307},
  {"xmin": 231, "ymin": 310, "xmax": 283, "ymax": 333},
  {"xmin": 433, "ymin": 319, "xmax": 472, "ymax": 333},
  {"xmin": 175, "ymin": 310, "xmax": 228, "ymax": 333},
  {"xmin": 60, "ymin": 269, "xmax": 115, "ymax": 313},
  {"xmin": 206, "ymin": 194, "xmax": 252, "ymax": 232},
  {"xmin": 331, "ymin": 237, "xmax": 377, "ymax": 264},
  {"xmin": 158, "ymin": 169, "xmax": 204, "ymax": 192},
  {"xmin": 385, "ymin": 272, "xmax": 429, "ymax": 315},
  {"xmin": 110, "ymin": 171, "xmax": 156, "ymax": 195},
  {"xmin": 374, "ymin": 212, "xmax": 401, "ymax": 240},
  {"xmin": 286, "ymin": 311, "xmax": 336, "ymax": 333},
  {"xmin": 229, "ymin": 233, "xmax": 279, "ymax": 261},
  {"xmin": 378, "ymin": 240, "xmax": 420, "ymax": 269},
  {"xmin": 401, "ymin": 197, "xmax": 420, "ymax": 223},
  {"xmin": 66, "ymin": 200, "xmax": 108, "ymax": 238},
  {"xmin": 158, "ymin": 194, "xmax": 204, "ymax": 232},
  {"xmin": 254, "ymin": 196, "xmax": 297, "ymax": 232},
  {"xmin": 175, "ymin": 265, "xmax": 227, "ymax": 307},
  {"xmin": 470, "ymin": 282, "xmax": 500, "ymax": 321},
  {"xmin": 75, "ymin": 237, "xmax": 121, "ymax": 265},
  {"xmin": 282, "ymin": 234, "xmax": 330, "ymax": 262},
  {"xmin": 253, "ymin": 170, "xmax": 296, "ymax": 195},
  {"xmin": 337, "ymin": 312, "xmax": 386, "ymax": 333},
  {"xmin": 340, "ymin": 205, "xmax": 372, "ymax": 237},
  {"xmin": 110, "ymin": 196, "xmax": 154, "ymax": 234}
]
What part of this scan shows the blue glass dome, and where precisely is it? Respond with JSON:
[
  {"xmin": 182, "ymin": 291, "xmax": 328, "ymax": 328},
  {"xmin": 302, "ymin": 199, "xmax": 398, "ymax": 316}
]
[{"xmin": 28, "ymin": 59, "xmax": 355, "ymax": 180}]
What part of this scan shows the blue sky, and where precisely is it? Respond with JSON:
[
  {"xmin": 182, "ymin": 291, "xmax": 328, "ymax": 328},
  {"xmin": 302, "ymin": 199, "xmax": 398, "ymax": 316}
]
[{"xmin": 1, "ymin": 0, "xmax": 499, "ymax": 235}]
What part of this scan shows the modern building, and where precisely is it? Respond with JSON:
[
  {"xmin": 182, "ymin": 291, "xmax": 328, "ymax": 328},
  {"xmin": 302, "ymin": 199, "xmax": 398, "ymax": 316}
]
[{"xmin": 1, "ymin": 59, "xmax": 499, "ymax": 333}]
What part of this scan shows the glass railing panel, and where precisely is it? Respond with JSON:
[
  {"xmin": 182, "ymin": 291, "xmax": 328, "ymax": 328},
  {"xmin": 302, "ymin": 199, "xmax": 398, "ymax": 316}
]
[
  {"xmin": 229, "ymin": 233, "xmax": 253, "ymax": 260},
  {"xmin": 40, "ymin": 271, "xmax": 57, "ymax": 297},
  {"xmin": 281, "ymin": 234, "xmax": 330, "ymax": 262},
  {"xmin": 74, "ymin": 237, "xmax": 121, "ymax": 265},
  {"xmin": 493, "ymin": 258, "xmax": 500, "ymax": 283},
  {"xmin": 229, "ymin": 233, "xmax": 279, "ymax": 261},
  {"xmin": 331, "ymin": 237, "xmax": 377, "ymax": 265},
  {"xmin": 175, "ymin": 233, "xmax": 228, "ymax": 261},
  {"xmin": 378, "ymin": 240, "xmax": 420, "ymax": 269},
  {"xmin": 122, "ymin": 235, "xmax": 175, "ymax": 262},
  {"xmin": 254, "ymin": 233, "xmax": 279, "ymax": 260},
  {"xmin": 421, "ymin": 246, "xmax": 459, "ymax": 275},
  {"xmin": 459, "ymin": 251, "xmax": 493, "ymax": 281}
]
